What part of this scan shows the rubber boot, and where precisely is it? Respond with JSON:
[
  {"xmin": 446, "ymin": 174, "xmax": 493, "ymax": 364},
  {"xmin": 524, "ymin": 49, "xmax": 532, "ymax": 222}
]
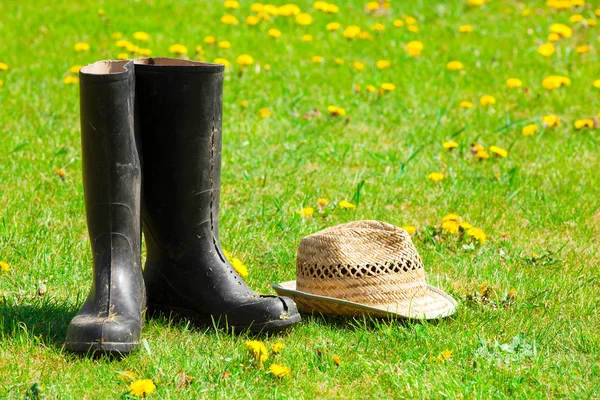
[
  {"xmin": 134, "ymin": 58, "xmax": 301, "ymax": 332},
  {"xmin": 65, "ymin": 60, "xmax": 146, "ymax": 354}
]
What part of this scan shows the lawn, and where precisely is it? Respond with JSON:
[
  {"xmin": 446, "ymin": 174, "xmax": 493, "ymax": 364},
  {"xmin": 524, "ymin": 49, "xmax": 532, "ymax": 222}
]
[{"xmin": 1, "ymin": 0, "xmax": 599, "ymax": 398}]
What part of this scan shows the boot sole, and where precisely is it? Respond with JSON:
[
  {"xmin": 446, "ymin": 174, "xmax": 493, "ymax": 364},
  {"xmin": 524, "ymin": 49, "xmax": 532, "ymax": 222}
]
[
  {"xmin": 65, "ymin": 341, "xmax": 138, "ymax": 355},
  {"xmin": 147, "ymin": 303, "xmax": 301, "ymax": 333}
]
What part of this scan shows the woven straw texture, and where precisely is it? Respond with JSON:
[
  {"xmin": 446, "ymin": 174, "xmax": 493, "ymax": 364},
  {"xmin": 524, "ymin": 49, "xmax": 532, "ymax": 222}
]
[{"xmin": 274, "ymin": 220, "xmax": 456, "ymax": 319}]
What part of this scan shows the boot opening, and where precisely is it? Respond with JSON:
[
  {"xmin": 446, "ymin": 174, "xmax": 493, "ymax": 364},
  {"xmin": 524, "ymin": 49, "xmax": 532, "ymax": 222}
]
[
  {"xmin": 81, "ymin": 60, "xmax": 130, "ymax": 75},
  {"xmin": 134, "ymin": 57, "xmax": 217, "ymax": 67}
]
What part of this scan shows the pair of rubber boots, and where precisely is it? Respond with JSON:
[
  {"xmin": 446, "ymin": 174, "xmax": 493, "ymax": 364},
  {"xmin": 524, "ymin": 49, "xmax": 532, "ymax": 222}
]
[{"xmin": 65, "ymin": 58, "xmax": 300, "ymax": 354}]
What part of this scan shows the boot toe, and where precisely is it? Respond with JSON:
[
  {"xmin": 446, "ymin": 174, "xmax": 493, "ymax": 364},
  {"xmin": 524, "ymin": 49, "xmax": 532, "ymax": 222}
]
[
  {"xmin": 65, "ymin": 313, "xmax": 142, "ymax": 354},
  {"xmin": 223, "ymin": 295, "xmax": 301, "ymax": 333}
]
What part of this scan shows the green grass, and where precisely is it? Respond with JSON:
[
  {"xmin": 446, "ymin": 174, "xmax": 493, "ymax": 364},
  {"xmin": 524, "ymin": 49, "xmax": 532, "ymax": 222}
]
[{"xmin": 1, "ymin": 0, "xmax": 599, "ymax": 398}]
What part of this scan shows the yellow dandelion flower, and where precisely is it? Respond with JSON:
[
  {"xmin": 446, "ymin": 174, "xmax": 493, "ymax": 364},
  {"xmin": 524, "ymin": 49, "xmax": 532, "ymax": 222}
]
[
  {"xmin": 407, "ymin": 25, "xmax": 419, "ymax": 33},
  {"xmin": 442, "ymin": 214, "xmax": 460, "ymax": 223},
  {"xmin": 259, "ymin": 108, "xmax": 271, "ymax": 118},
  {"xmin": 268, "ymin": 28, "xmax": 281, "ymax": 38},
  {"xmin": 343, "ymin": 25, "xmax": 361, "ymax": 39},
  {"xmin": 358, "ymin": 31, "xmax": 373, "ymax": 40},
  {"xmin": 169, "ymin": 43, "xmax": 188, "ymax": 55},
  {"xmin": 138, "ymin": 48, "xmax": 152, "ymax": 56},
  {"xmin": 506, "ymin": 78, "xmax": 522, "ymax": 88},
  {"xmin": 405, "ymin": 17, "xmax": 417, "ymax": 25},
  {"xmin": 443, "ymin": 141, "xmax": 459, "ymax": 149},
  {"xmin": 246, "ymin": 15, "xmax": 260, "ymax": 25},
  {"xmin": 296, "ymin": 13, "xmax": 313, "ymax": 25},
  {"xmin": 278, "ymin": 4, "xmax": 300, "ymax": 16},
  {"xmin": 204, "ymin": 36, "xmax": 216, "ymax": 44},
  {"xmin": 459, "ymin": 25, "xmax": 473, "ymax": 33},
  {"xmin": 115, "ymin": 40, "xmax": 132, "ymax": 48},
  {"xmin": 55, "ymin": 168, "xmax": 66, "ymax": 177},
  {"xmin": 407, "ymin": 40, "xmax": 423, "ymax": 51},
  {"xmin": 537, "ymin": 42, "xmax": 555, "ymax": 57},
  {"xmin": 0, "ymin": 80, "xmax": 3, "ymax": 86},
  {"xmin": 548, "ymin": 32, "xmax": 560, "ymax": 41},
  {"xmin": 570, "ymin": 14, "xmax": 583, "ymax": 23},
  {"xmin": 323, "ymin": 3, "xmax": 339, "ymax": 13},
  {"xmin": 428, "ymin": 172, "xmax": 445, "ymax": 182},
  {"xmin": 376, "ymin": 60, "xmax": 391, "ymax": 69},
  {"xmin": 0, "ymin": 261, "xmax": 10, "ymax": 272},
  {"xmin": 542, "ymin": 114, "xmax": 561, "ymax": 127},
  {"xmin": 240, "ymin": 100, "xmax": 248, "ymax": 108},
  {"xmin": 128, "ymin": 379, "xmax": 156, "ymax": 398},
  {"xmin": 436, "ymin": 349, "xmax": 453, "ymax": 362},
  {"xmin": 214, "ymin": 58, "xmax": 230, "ymax": 68},
  {"xmin": 246, "ymin": 340, "xmax": 268, "ymax": 362},
  {"xmin": 366, "ymin": 1, "xmax": 380, "ymax": 11},
  {"xmin": 117, "ymin": 53, "xmax": 128, "ymax": 60},
  {"xmin": 366, "ymin": 84, "xmax": 376, "ymax": 92},
  {"xmin": 480, "ymin": 95, "xmax": 496, "ymax": 106},
  {"xmin": 333, "ymin": 355, "xmax": 342, "ymax": 366},
  {"xmin": 218, "ymin": 40, "xmax": 231, "ymax": 49},
  {"xmin": 542, "ymin": 75, "xmax": 570, "ymax": 90},
  {"xmin": 381, "ymin": 82, "xmax": 396, "ymax": 91},
  {"xmin": 576, "ymin": 45, "xmax": 590, "ymax": 54},
  {"xmin": 353, "ymin": 61, "xmax": 365, "ymax": 71},
  {"xmin": 459, "ymin": 101, "xmax": 474, "ymax": 108},
  {"xmin": 133, "ymin": 31, "xmax": 149, "ymax": 41},
  {"xmin": 447, "ymin": 61, "xmax": 464, "ymax": 71},
  {"xmin": 338, "ymin": 200, "xmax": 356, "ymax": 209},
  {"xmin": 302, "ymin": 34, "xmax": 313, "ymax": 41},
  {"xmin": 521, "ymin": 8, "xmax": 532, "ymax": 16},
  {"xmin": 271, "ymin": 342, "xmax": 285, "ymax": 353},
  {"xmin": 593, "ymin": 79, "xmax": 600, "ymax": 89},
  {"xmin": 231, "ymin": 257, "xmax": 249, "ymax": 278},
  {"xmin": 468, "ymin": 0, "xmax": 486, "ymax": 5},
  {"xmin": 442, "ymin": 220, "xmax": 460, "ymax": 234},
  {"xmin": 326, "ymin": 22, "xmax": 341, "ymax": 31},
  {"xmin": 63, "ymin": 76, "xmax": 79, "ymax": 85},
  {"xmin": 74, "ymin": 42, "xmax": 90, "ymax": 52},
  {"xmin": 402, "ymin": 225, "xmax": 416, "ymax": 235},
  {"xmin": 334, "ymin": 58, "xmax": 344, "ymax": 65},
  {"xmin": 476, "ymin": 149, "xmax": 489, "ymax": 159},
  {"xmin": 587, "ymin": 19, "xmax": 597, "ymax": 26},
  {"xmin": 460, "ymin": 221, "xmax": 473, "ymax": 230},
  {"xmin": 269, "ymin": 364, "xmax": 291, "ymax": 378},
  {"xmin": 574, "ymin": 119, "xmax": 594, "ymax": 129},
  {"xmin": 296, "ymin": 207, "xmax": 315, "ymax": 217},
  {"xmin": 317, "ymin": 198, "xmax": 328, "ymax": 207},
  {"xmin": 327, "ymin": 105, "xmax": 346, "ymax": 117},
  {"xmin": 225, "ymin": 0, "xmax": 240, "ymax": 9},
  {"xmin": 251, "ymin": 3, "xmax": 264, "ymax": 13},
  {"xmin": 549, "ymin": 23, "xmax": 572, "ymax": 38},
  {"xmin": 393, "ymin": 19, "xmax": 405, "ymax": 27},
  {"xmin": 371, "ymin": 23, "xmax": 385, "ymax": 31},
  {"xmin": 110, "ymin": 32, "xmax": 123, "ymax": 40},
  {"xmin": 221, "ymin": 14, "xmax": 239, "ymax": 25},
  {"xmin": 236, "ymin": 54, "xmax": 254, "ymax": 66},
  {"xmin": 467, "ymin": 227, "xmax": 486, "ymax": 243},
  {"xmin": 69, "ymin": 65, "xmax": 82, "ymax": 74},
  {"xmin": 489, "ymin": 146, "xmax": 508, "ymax": 158},
  {"xmin": 522, "ymin": 124, "xmax": 539, "ymax": 136},
  {"xmin": 312, "ymin": 55, "xmax": 324, "ymax": 63}
]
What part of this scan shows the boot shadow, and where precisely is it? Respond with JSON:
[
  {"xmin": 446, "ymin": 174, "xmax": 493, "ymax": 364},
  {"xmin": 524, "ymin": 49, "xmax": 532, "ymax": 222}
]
[{"xmin": 0, "ymin": 297, "xmax": 76, "ymax": 349}]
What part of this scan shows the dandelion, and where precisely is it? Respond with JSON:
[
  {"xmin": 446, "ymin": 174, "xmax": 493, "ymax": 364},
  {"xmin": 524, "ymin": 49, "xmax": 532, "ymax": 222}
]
[
  {"xmin": 570, "ymin": 14, "xmax": 583, "ymax": 23},
  {"xmin": 271, "ymin": 343, "xmax": 284, "ymax": 353},
  {"xmin": 460, "ymin": 221, "xmax": 472, "ymax": 230},
  {"xmin": 74, "ymin": 42, "xmax": 90, "ymax": 52},
  {"xmin": 214, "ymin": 58, "xmax": 230, "ymax": 68},
  {"xmin": 296, "ymin": 13, "xmax": 313, "ymax": 25},
  {"xmin": 353, "ymin": 61, "xmax": 365, "ymax": 71},
  {"xmin": 459, "ymin": 25, "xmax": 473, "ymax": 32},
  {"xmin": 467, "ymin": 227, "xmax": 486, "ymax": 243},
  {"xmin": 443, "ymin": 141, "xmax": 459, "ymax": 149},
  {"xmin": 574, "ymin": 119, "xmax": 594, "ymax": 129},
  {"xmin": 537, "ymin": 42, "xmax": 555, "ymax": 57},
  {"xmin": 480, "ymin": 95, "xmax": 496, "ymax": 106},
  {"xmin": 371, "ymin": 23, "xmax": 385, "ymax": 31},
  {"xmin": 116, "ymin": 40, "xmax": 132, "ymax": 48},
  {"xmin": 428, "ymin": 172, "xmax": 445, "ymax": 182},
  {"xmin": 489, "ymin": 146, "xmax": 508, "ymax": 158},
  {"xmin": 326, "ymin": 22, "xmax": 341, "ymax": 31},
  {"xmin": 446, "ymin": 61, "xmax": 464, "ymax": 71},
  {"xmin": 338, "ymin": 200, "xmax": 356, "ymax": 209},
  {"xmin": 55, "ymin": 168, "xmax": 66, "ymax": 177},
  {"xmin": 334, "ymin": 58, "xmax": 344, "ymax": 65},
  {"xmin": 366, "ymin": 1, "xmax": 380, "ymax": 11},
  {"xmin": 542, "ymin": 114, "xmax": 561, "ymax": 127},
  {"xmin": 522, "ymin": 124, "xmax": 539, "ymax": 136},
  {"xmin": 246, "ymin": 340, "xmax": 269, "ymax": 362},
  {"xmin": 269, "ymin": 364, "xmax": 291, "ymax": 378},
  {"xmin": 278, "ymin": 4, "xmax": 300, "ymax": 15},
  {"xmin": 246, "ymin": 15, "xmax": 260, "ymax": 25},
  {"xmin": 576, "ymin": 45, "xmax": 590, "ymax": 54},
  {"xmin": 542, "ymin": 75, "xmax": 570, "ymax": 89},
  {"xmin": 393, "ymin": 19, "xmax": 405, "ymax": 27},
  {"xmin": 406, "ymin": 40, "xmax": 423, "ymax": 56},
  {"xmin": 436, "ymin": 349, "xmax": 453, "ymax": 362},
  {"xmin": 268, "ymin": 29, "xmax": 281, "ymax": 38},
  {"xmin": 133, "ymin": 32, "xmax": 149, "ymax": 41},
  {"xmin": 236, "ymin": 54, "xmax": 254, "ymax": 67},
  {"xmin": 327, "ymin": 105, "xmax": 346, "ymax": 117},
  {"xmin": 221, "ymin": 14, "xmax": 239, "ymax": 24},
  {"xmin": 402, "ymin": 225, "xmax": 416, "ymax": 235},
  {"xmin": 381, "ymin": 83, "xmax": 395, "ymax": 91},
  {"xmin": 376, "ymin": 60, "xmax": 391, "ymax": 69},
  {"xmin": 117, "ymin": 53, "xmax": 128, "ymax": 60},
  {"xmin": 548, "ymin": 32, "xmax": 560, "ymax": 41},
  {"xmin": 231, "ymin": 257, "xmax": 249, "ymax": 278},
  {"xmin": 0, "ymin": 261, "xmax": 9, "ymax": 272},
  {"xmin": 138, "ymin": 48, "xmax": 152, "ymax": 56},
  {"xmin": 468, "ymin": 0, "xmax": 485, "ymax": 5},
  {"xmin": 64, "ymin": 76, "xmax": 79, "ymax": 85},
  {"xmin": 204, "ymin": 36, "xmax": 216, "ymax": 44},
  {"xmin": 358, "ymin": 32, "xmax": 373, "ymax": 40},
  {"xmin": 302, "ymin": 34, "xmax": 313, "ymax": 41},
  {"xmin": 0, "ymin": 80, "xmax": 3, "ymax": 87},
  {"xmin": 407, "ymin": 25, "xmax": 419, "ymax": 33},
  {"xmin": 218, "ymin": 40, "xmax": 231, "ymax": 49},
  {"xmin": 169, "ymin": 44, "xmax": 188, "ymax": 55},
  {"xmin": 296, "ymin": 207, "xmax": 315, "ymax": 217},
  {"xmin": 442, "ymin": 214, "xmax": 459, "ymax": 223},
  {"xmin": 506, "ymin": 78, "xmax": 522, "ymax": 88},
  {"xmin": 251, "ymin": 3, "xmax": 264, "ymax": 13},
  {"xmin": 343, "ymin": 25, "xmax": 361, "ymax": 39},
  {"xmin": 405, "ymin": 16, "xmax": 417, "ymax": 25},
  {"xmin": 366, "ymin": 84, "xmax": 376, "ymax": 92},
  {"xmin": 459, "ymin": 101, "xmax": 474, "ymax": 108},
  {"xmin": 128, "ymin": 379, "xmax": 156, "ymax": 398},
  {"xmin": 225, "ymin": 0, "xmax": 239, "ymax": 9},
  {"xmin": 110, "ymin": 32, "xmax": 123, "ymax": 40},
  {"xmin": 259, "ymin": 108, "xmax": 271, "ymax": 118},
  {"xmin": 549, "ymin": 23, "xmax": 572, "ymax": 38},
  {"xmin": 240, "ymin": 100, "xmax": 248, "ymax": 108},
  {"xmin": 442, "ymin": 220, "xmax": 460, "ymax": 234},
  {"xmin": 333, "ymin": 355, "xmax": 342, "ymax": 365},
  {"xmin": 594, "ymin": 80, "xmax": 600, "ymax": 89},
  {"xmin": 70, "ymin": 65, "xmax": 82, "ymax": 74}
]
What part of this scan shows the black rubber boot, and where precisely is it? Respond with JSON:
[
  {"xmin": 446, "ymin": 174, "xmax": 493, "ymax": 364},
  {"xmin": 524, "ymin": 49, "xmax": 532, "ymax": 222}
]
[
  {"xmin": 134, "ymin": 58, "xmax": 300, "ymax": 332},
  {"xmin": 65, "ymin": 60, "xmax": 146, "ymax": 354}
]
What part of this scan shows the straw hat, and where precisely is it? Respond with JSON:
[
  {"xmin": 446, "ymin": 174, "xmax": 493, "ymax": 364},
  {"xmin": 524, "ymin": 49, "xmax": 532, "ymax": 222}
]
[{"xmin": 273, "ymin": 220, "xmax": 457, "ymax": 319}]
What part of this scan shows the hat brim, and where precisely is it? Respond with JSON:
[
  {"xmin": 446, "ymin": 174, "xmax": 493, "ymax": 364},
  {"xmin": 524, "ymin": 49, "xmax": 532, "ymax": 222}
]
[{"xmin": 273, "ymin": 281, "xmax": 457, "ymax": 320}]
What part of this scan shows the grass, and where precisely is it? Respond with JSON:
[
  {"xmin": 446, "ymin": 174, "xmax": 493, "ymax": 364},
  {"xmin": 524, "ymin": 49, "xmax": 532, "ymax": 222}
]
[{"xmin": 1, "ymin": 0, "xmax": 599, "ymax": 398}]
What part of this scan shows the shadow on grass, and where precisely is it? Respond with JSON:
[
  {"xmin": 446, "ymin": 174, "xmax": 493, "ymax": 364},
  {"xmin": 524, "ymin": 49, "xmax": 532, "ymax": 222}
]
[{"xmin": 0, "ymin": 297, "xmax": 76, "ymax": 349}]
